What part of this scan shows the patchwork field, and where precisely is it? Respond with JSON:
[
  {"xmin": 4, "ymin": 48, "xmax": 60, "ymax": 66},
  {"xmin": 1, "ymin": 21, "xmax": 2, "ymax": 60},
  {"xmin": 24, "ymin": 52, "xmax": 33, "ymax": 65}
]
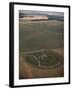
[{"xmin": 19, "ymin": 20, "xmax": 64, "ymax": 79}]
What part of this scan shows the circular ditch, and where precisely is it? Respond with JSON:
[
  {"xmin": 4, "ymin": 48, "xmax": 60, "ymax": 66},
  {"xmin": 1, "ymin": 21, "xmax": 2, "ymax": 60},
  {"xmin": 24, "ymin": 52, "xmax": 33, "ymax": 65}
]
[{"xmin": 25, "ymin": 51, "xmax": 64, "ymax": 69}]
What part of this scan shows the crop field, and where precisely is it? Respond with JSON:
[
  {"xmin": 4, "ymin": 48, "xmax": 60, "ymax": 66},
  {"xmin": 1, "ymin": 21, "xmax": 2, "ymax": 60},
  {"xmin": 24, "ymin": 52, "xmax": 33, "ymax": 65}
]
[{"xmin": 19, "ymin": 20, "xmax": 64, "ymax": 79}]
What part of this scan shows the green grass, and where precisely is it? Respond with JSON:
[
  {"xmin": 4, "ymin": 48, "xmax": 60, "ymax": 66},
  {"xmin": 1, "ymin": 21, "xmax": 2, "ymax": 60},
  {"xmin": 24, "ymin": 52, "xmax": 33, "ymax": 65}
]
[
  {"xmin": 24, "ymin": 51, "xmax": 63, "ymax": 67},
  {"xmin": 39, "ymin": 55, "xmax": 58, "ymax": 66},
  {"xmin": 19, "ymin": 20, "xmax": 64, "ymax": 52},
  {"xmin": 25, "ymin": 56, "xmax": 38, "ymax": 66}
]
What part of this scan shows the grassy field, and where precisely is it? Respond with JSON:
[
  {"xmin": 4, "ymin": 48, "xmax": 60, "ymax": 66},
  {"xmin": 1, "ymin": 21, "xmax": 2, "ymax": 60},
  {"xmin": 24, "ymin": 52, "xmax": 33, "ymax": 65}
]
[
  {"xmin": 19, "ymin": 20, "xmax": 64, "ymax": 52},
  {"xmin": 19, "ymin": 20, "xmax": 64, "ymax": 79},
  {"xmin": 19, "ymin": 51, "xmax": 64, "ymax": 79}
]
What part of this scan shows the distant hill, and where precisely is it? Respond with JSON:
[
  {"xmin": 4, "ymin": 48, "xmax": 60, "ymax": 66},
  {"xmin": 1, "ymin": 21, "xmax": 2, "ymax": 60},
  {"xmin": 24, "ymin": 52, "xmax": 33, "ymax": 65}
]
[{"xmin": 19, "ymin": 11, "xmax": 64, "ymax": 21}]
